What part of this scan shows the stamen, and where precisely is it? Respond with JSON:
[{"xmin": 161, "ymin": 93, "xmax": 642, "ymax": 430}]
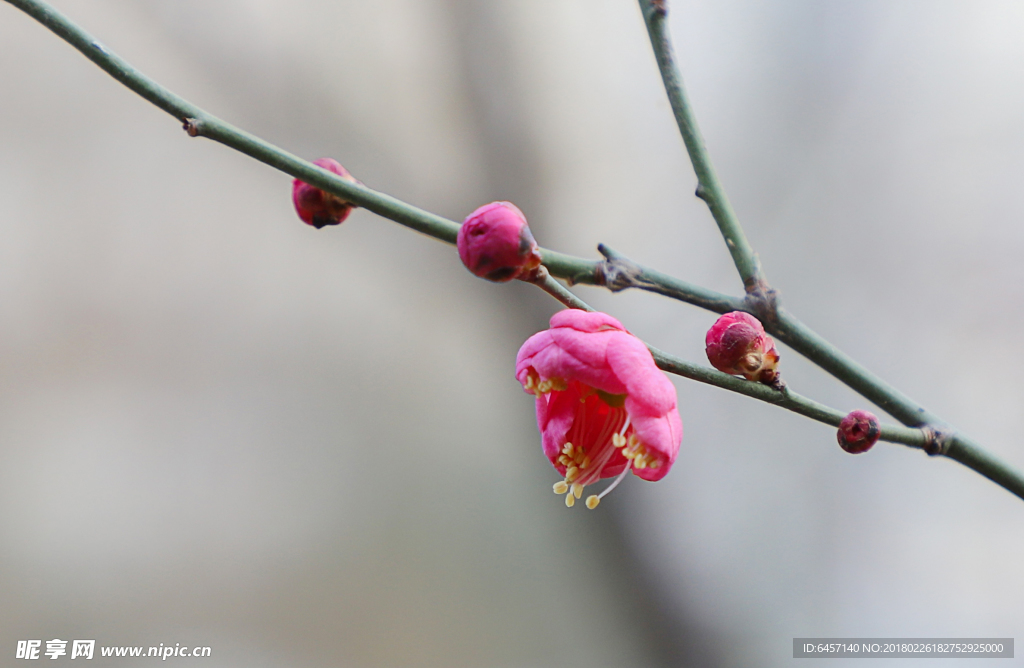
[
  {"xmin": 571, "ymin": 483, "xmax": 583, "ymax": 499},
  {"xmin": 586, "ymin": 495, "xmax": 600, "ymax": 509},
  {"xmin": 597, "ymin": 460, "xmax": 633, "ymax": 501},
  {"xmin": 565, "ymin": 493, "xmax": 576, "ymax": 508},
  {"xmin": 566, "ymin": 466, "xmax": 579, "ymax": 482},
  {"xmin": 553, "ymin": 481, "xmax": 569, "ymax": 495}
]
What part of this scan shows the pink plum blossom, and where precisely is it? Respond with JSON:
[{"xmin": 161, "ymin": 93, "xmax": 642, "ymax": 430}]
[
  {"xmin": 292, "ymin": 158, "xmax": 360, "ymax": 229},
  {"xmin": 705, "ymin": 311, "xmax": 780, "ymax": 385},
  {"xmin": 515, "ymin": 310, "xmax": 682, "ymax": 509},
  {"xmin": 457, "ymin": 201, "xmax": 542, "ymax": 282}
]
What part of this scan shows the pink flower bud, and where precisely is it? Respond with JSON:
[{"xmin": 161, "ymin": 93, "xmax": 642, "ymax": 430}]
[
  {"xmin": 457, "ymin": 201, "xmax": 543, "ymax": 282},
  {"xmin": 705, "ymin": 311, "xmax": 781, "ymax": 384},
  {"xmin": 292, "ymin": 158, "xmax": 359, "ymax": 229},
  {"xmin": 837, "ymin": 410, "xmax": 880, "ymax": 454}
]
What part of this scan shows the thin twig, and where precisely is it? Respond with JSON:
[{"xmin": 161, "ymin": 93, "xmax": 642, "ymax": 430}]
[
  {"xmin": 8, "ymin": 0, "xmax": 1024, "ymax": 502},
  {"xmin": 632, "ymin": 0, "xmax": 1024, "ymax": 500},
  {"xmin": 524, "ymin": 269, "xmax": 595, "ymax": 312},
  {"xmin": 636, "ymin": 0, "xmax": 765, "ymax": 293}
]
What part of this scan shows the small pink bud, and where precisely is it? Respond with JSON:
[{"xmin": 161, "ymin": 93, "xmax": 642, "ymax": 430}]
[
  {"xmin": 292, "ymin": 158, "xmax": 360, "ymax": 229},
  {"xmin": 457, "ymin": 201, "xmax": 543, "ymax": 282},
  {"xmin": 837, "ymin": 410, "xmax": 880, "ymax": 454},
  {"xmin": 705, "ymin": 311, "xmax": 781, "ymax": 384}
]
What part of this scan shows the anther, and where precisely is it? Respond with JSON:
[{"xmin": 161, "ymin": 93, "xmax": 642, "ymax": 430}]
[
  {"xmin": 586, "ymin": 495, "xmax": 600, "ymax": 509},
  {"xmin": 553, "ymin": 481, "xmax": 569, "ymax": 495},
  {"xmin": 571, "ymin": 483, "xmax": 583, "ymax": 499},
  {"xmin": 566, "ymin": 466, "xmax": 579, "ymax": 482},
  {"xmin": 565, "ymin": 493, "xmax": 576, "ymax": 508}
]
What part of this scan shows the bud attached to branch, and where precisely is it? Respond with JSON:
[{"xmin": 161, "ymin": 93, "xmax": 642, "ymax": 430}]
[
  {"xmin": 292, "ymin": 158, "xmax": 360, "ymax": 229},
  {"xmin": 457, "ymin": 201, "xmax": 543, "ymax": 282},
  {"xmin": 837, "ymin": 410, "xmax": 880, "ymax": 454},
  {"xmin": 705, "ymin": 311, "xmax": 781, "ymax": 386}
]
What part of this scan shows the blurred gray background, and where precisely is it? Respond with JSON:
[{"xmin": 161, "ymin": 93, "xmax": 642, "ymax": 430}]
[{"xmin": 1, "ymin": 1, "xmax": 1023, "ymax": 666}]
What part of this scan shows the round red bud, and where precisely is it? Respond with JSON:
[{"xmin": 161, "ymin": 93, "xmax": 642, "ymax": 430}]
[
  {"xmin": 837, "ymin": 410, "xmax": 880, "ymax": 454},
  {"xmin": 457, "ymin": 201, "xmax": 543, "ymax": 282},
  {"xmin": 705, "ymin": 311, "xmax": 781, "ymax": 384},
  {"xmin": 292, "ymin": 158, "xmax": 360, "ymax": 229}
]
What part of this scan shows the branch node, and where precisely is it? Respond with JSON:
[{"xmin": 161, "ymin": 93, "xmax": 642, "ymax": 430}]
[
  {"xmin": 694, "ymin": 182, "xmax": 709, "ymax": 202},
  {"xmin": 652, "ymin": 0, "xmax": 668, "ymax": 17},
  {"xmin": 921, "ymin": 425, "xmax": 953, "ymax": 457},
  {"xmin": 742, "ymin": 277, "xmax": 781, "ymax": 327},
  {"xmin": 183, "ymin": 118, "xmax": 203, "ymax": 137},
  {"xmin": 595, "ymin": 255, "xmax": 645, "ymax": 293}
]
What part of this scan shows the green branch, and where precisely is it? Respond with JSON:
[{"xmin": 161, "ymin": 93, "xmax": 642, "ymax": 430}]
[
  {"xmin": 634, "ymin": 0, "xmax": 1024, "ymax": 501},
  {"xmin": 636, "ymin": 0, "xmax": 765, "ymax": 292},
  {"xmin": 7, "ymin": 0, "xmax": 1024, "ymax": 502}
]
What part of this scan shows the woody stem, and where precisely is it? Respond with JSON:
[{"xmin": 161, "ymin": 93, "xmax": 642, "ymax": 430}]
[{"xmin": 8, "ymin": 0, "xmax": 1024, "ymax": 503}]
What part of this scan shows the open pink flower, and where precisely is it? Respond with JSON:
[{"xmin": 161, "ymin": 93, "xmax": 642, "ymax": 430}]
[{"xmin": 515, "ymin": 310, "xmax": 682, "ymax": 509}]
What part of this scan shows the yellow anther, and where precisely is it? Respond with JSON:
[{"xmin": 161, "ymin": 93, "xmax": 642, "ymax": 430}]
[
  {"xmin": 612, "ymin": 433, "xmax": 625, "ymax": 448},
  {"xmin": 635, "ymin": 458, "xmax": 647, "ymax": 469},
  {"xmin": 649, "ymin": 460, "xmax": 661, "ymax": 469},
  {"xmin": 623, "ymin": 449, "xmax": 636, "ymax": 460},
  {"xmin": 537, "ymin": 380, "xmax": 552, "ymax": 394},
  {"xmin": 571, "ymin": 483, "xmax": 583, "ymax": 499},
  {"xmin": 581, "ymin": 456, "xmax": 592, "ymax": 470},
  {"xmin": 586, "ymin": 495, "xmax": 600, "ymax": 510},
  {"xmin": 549, "ymin": 377, "xmax": 568, "ymax": 392},
  {"xmin": 557, "ymin": 455, "xmax": 570, "ymax": 466},
  {"xmin": 566, "ymin": 466, "xmax": 579, "ymax": 482},
  {"xmin": 628, "ymin": 434, "xmax": 639, "ymax": 448},
  {"xmin": 562, "ymin": 442, "xmax": 574, "ymax": 456},
  {"xmin": 553, "ymin": 481, "xmax": 569, "ymax": 495},
  {"xmin": 565, "ymin": 493, "xmax": 576, "ymax": 508}
]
